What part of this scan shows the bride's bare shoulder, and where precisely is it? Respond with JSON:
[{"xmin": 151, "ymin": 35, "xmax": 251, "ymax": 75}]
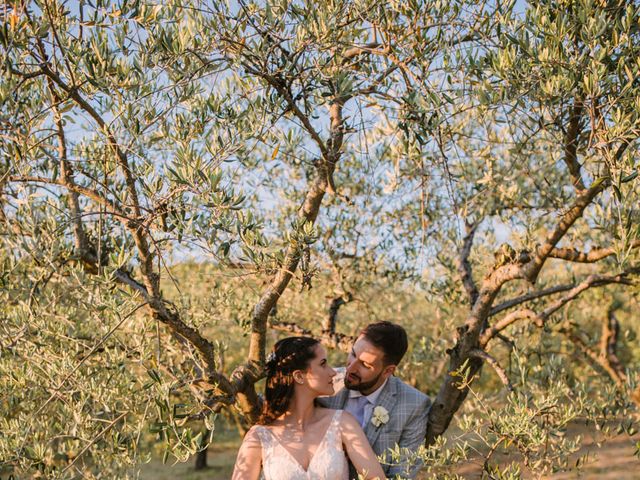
[
  {"xmin": 244, "ymin": 424, "xmax": 263, "ymax": 438},
  {"xmin": 316, "ymin": 406, "xmax": 354, "ymax": 418},
  {"xmin": 315, "ymin": 407, "xmax": 341, "ymax": 418},
  {"xmin": 336, "ymin": 410, "xmax": 360, "ymax": 430}
]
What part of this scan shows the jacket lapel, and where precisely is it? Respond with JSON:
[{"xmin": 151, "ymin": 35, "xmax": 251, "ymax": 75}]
[{"xmin": 363, "ymin": 376, "xmax": 398, "ymax": 447}]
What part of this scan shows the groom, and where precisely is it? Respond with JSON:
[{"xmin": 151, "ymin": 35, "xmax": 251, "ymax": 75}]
[{"xmin": 320, "ymin": 321, "xmax": 431, "ymax": 479}]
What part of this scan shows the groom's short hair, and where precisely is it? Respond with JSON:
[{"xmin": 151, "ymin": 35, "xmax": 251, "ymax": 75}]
[{"xmin": 361, "ymin": 321, "xmax": 408, "ymax": 366}]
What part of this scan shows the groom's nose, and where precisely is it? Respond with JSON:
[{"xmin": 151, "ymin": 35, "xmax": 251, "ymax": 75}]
[
  {"xmin": 346, "ymin": 353, "xmax": 355, "ymax": 368},
  {"xmin": 345, "ymin": 360, "xmax": 355, "ymax": 374}
]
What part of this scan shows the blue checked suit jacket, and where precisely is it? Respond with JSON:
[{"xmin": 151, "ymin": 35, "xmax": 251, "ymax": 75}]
[{"xmin": 319, "ymin": 373, "xmax": 431, "ymax": 479}]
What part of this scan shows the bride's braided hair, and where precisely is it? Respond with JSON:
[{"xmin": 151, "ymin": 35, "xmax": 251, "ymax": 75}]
[{"xmin": 258, "ymin": 336, "xmax": 320, "ymax": 425}]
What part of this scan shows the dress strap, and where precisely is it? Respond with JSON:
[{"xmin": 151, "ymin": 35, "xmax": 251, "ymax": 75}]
[{"xmin": 324, "ymin": 409, "xmax": 343, "ymax": 445}]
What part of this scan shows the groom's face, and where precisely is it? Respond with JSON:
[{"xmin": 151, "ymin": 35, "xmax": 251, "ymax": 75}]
[{"xmin": 344, "ymin": 336, "xmax": 396, "ymax": 395}]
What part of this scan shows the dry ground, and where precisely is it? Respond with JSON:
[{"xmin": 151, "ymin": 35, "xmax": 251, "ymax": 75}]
[{"xmin": 448, "ymin": 424, "xmax": 640, "ymax": 479}]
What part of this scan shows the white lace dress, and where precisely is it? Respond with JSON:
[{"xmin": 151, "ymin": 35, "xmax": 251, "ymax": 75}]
[{"xmin": 254, "ymin": 409, "xmax": 349, "ymax": 480}]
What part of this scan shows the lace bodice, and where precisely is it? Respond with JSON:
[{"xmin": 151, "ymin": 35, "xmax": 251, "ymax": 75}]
[{"xmin": 254, "ymin": 409, "xmax": 349, "ymax": 480}]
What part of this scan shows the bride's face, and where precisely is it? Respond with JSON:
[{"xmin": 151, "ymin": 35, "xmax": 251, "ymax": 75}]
[{"xmin": 299, "ymin": 344, "xmax": 337, "ymax": 396}]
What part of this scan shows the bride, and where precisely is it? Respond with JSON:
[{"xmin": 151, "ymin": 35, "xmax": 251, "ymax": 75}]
[{"xmin": 232, "ymin": 336, "xmax": 386, "ymax": 479}]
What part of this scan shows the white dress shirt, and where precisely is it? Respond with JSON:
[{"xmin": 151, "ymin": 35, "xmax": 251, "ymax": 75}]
[{"xmin": 345, "ymin": 378, "xmax": 389, "ymax": 427}]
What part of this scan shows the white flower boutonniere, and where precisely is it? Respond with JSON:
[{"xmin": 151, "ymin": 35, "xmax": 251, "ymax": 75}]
[{"xmin": 370, "ymin": 406, "xmax": 389, "ymax": 428}]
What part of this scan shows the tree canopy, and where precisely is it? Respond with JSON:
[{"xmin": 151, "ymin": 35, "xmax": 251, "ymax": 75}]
[{"xmin": 1, "ymin": 0, "xmax": 640, "ymax": 478}]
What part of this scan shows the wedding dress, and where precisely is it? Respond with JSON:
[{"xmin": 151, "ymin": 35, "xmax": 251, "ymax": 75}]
[{"xmin": 254, "ymin": 409, "xmax": 349, "ymax": 480}]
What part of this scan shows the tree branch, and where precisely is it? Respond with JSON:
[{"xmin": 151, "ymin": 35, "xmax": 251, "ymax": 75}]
[
  {"xmin": 46, "ymin": 79, "xmax": 92, "ymax": 260},
  {"xmin": 548, "ymin": 240, "xmax": 640, "ymax": 263},
  {"xmin": 42, "ymin": 0, "xmax": 77, "ymax": 88},
  {"xmin": 35, "ymin": 62, "xmax": 224, "ymax": 380},
  {"xmin": 558, "ymin": 325, "xmax": 626, "ymax": 388},
  {"xmin": 457, "ymin": 221, "xmax": 479, "ymax": 305},
  {"xmin": 480, "ymin": 309, "xmax": 541, "ymax": 347},
  {"xmin": 9, "ymin": 175, "xmax": 125, "ymax": 217},
  {"xmin": 600, "ymin": 303, "xmax": 625, "ymax": 381},
  {"xmin": 481, "ymin": 270, "xmax": 639, "ymax": 346},
  {"xmin": 238, "ymin": 63, "xmax": 351, "ymax": 418},
  {"xmin": 341, "ymin": 42, "xmax": 389, "ymax": 62},
  {"xmin": 323, "ymin": 293, "xmax": 353, "ymax": 334},
  {"xmin": 563, "ymin": 99, "xmax": 586, "ymax": 192},
  {"xmin": 8, "ymin": 65, "xmax": 44, "ymax": 80},
  {"xmin": 537, "ymin": 271, "xmax": 636, "ymax": 319},
  {"xmin": 243, "ymin": 53, "xmax": 351, "ymax": 368},
  {"xmin": 241, "ymin": 61, "xmax": 328, "ymax": 159},
  {"xmin": 428, "ymin": 180, "xmax": 610, "ymax": 444},
  {"xmin": 240, "ymin": 148, "xmax": 343, "ymax": 419},
  {"xmin": 270, "ymin": 320, "xmax": 354, "ymax": 353},
  {"xmin": 31, "ymin": 31, "xmax": 156, "ymax": 293},
  {"xmin": 468, "ymin": 349, "xmax": 513, "ymax": 392},
  {"xmin": 523, "ymin": 177, "xmax": 610, "ymax": 282},
  {"xmin": 38, "ymin": 63, "xmax": 143, "ymax": 218},
  {"xmin": 229, "ymin": 361, "xmax": 264, "ymax": 418},
  {"xmin": 468, "ymin": 263, "xmax": 528, "ymax": 333},
  {"xmin": 489, "ymin": 283, "xmax": 577, "ymax": 317},
  {"xmin": 61, "ymin": 411, "xmax": 127, "ymax": 474}
]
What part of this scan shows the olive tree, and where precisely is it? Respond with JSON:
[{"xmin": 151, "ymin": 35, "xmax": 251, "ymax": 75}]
[
  {"xmin": 413, "ymin": 0, "xmax": 640, "ymax": 444},
  {"xmin": 1, "ymin": 0, "xmax": 640, "ymax": 478}
]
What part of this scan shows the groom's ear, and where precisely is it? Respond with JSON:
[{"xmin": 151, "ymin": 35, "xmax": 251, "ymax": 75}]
[{"xmin": 383, "ymin": 364, "xmax": 396, "ymax": 377}]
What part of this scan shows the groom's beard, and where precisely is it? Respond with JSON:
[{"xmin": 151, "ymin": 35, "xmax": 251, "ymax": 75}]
[{"xmin": 344, "ymin": 371, "xmax": 383, "ymax": 392}]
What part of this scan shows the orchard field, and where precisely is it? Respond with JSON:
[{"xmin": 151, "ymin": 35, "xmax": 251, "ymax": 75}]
[{"xmin": 2, "ymin": 0, "xmax": 640, "ymax": 478}]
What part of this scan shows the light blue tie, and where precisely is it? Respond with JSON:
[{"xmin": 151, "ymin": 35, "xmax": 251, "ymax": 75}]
[{"xmin": 353, "ymin": 396, "xmax": 369, "ymax": 427}]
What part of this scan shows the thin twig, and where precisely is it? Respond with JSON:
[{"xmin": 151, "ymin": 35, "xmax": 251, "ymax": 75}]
[
  {"xmin": 61, "ymin": 411, "xmax": 128, "ymax": 474},
  {"xmin": 469, "ymin": 349, "xmax": 513, "ymax": 392}
]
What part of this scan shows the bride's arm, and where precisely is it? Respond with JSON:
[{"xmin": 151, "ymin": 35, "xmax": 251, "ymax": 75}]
[
  {"xmin": 231, "ymin": 426, "xmax": 262, "ymax": 480},
  {"xmin": 340, "ymin": 412, "xmax": 387, "ymax": 480}
]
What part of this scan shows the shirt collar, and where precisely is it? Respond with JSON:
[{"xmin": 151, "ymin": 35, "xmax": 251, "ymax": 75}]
[{"xmin": 348, "ymin": 377, "xmax": 389, "ymax": 403}]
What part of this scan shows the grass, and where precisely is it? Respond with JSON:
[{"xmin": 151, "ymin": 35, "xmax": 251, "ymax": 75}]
[
  {"xmin": 137, "ymin": 421, "xmax": 241, "ymax": 480},
  {"xmin": 138, "ymin": 445, "xmax": 238, "ymax": 480}
]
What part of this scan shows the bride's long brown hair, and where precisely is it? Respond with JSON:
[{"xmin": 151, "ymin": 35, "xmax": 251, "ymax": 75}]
[{"xmin": 258, "ymin": 336, "xmax": 320, "ymax": 425}]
